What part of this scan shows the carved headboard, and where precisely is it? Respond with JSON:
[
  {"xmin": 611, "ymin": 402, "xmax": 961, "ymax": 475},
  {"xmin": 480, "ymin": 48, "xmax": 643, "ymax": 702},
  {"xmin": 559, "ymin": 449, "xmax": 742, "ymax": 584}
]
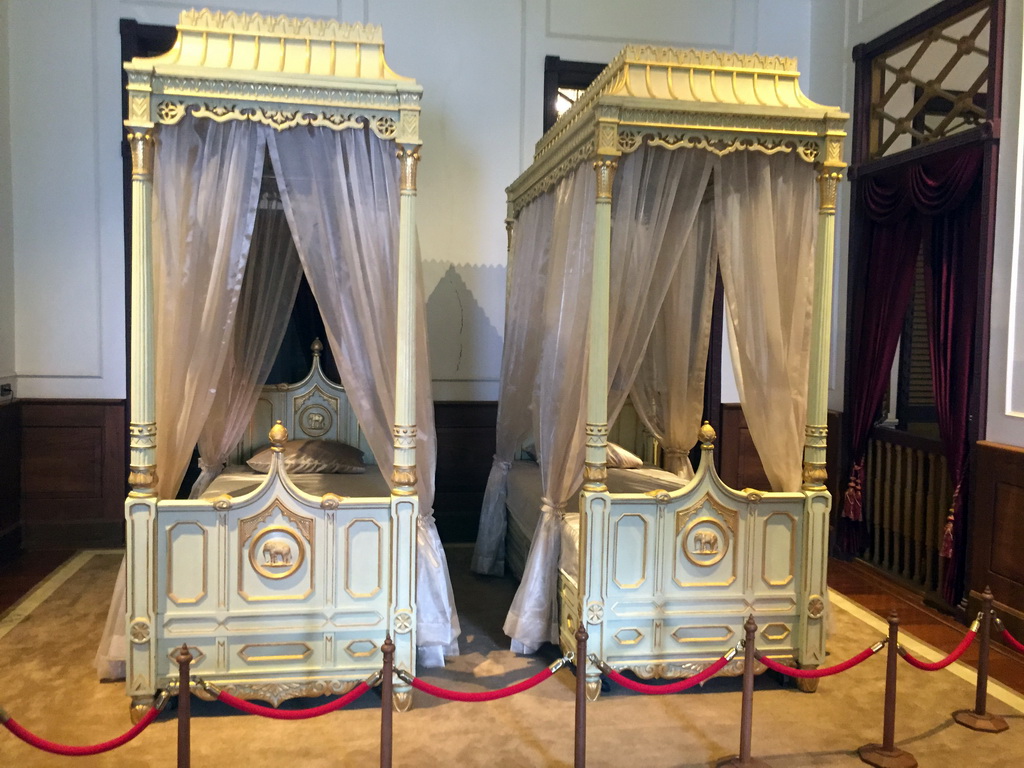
[{"xmin": 229, "ymin": 340, "xmax": 375, "ymax": 465}]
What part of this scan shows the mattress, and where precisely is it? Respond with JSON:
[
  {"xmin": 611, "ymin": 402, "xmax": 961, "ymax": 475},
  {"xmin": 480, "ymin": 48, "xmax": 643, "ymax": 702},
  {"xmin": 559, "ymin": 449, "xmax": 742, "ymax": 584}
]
[
  {"xmin": 201, "ymin": 464, "xmax": 392, "ymax": 500},
  {"xmin": 505, "ymin": 460, "xmax": 687, "ymax": 581}
]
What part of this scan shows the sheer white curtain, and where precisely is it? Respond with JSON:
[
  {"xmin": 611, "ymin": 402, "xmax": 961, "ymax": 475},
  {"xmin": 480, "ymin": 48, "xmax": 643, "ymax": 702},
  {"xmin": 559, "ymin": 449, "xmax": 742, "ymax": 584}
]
[
  {"xmin": 96, "ymin": 116, "xmax": 266, "ymax": 680},
  {"xmin": 606, "ymin": 146, "xmax": 714, "ymax": 431},
  {"xmin": 631, "ymin": 199, "xmax": 718, "ymax": 476},
  {"xmin": 504, "ymin": 164, "xmax": 595, "ymax": 652},
  {"xmin": 267, "ymin": 126, "xmax": 459, "ymax": 662},
  {"xmin": 714, "ymin": 152, "xmax": 818, "ymax": 492},
  {"xmin": 154, "ymin": 116, "xmax": 268, "ymax": 499},
  {"xmin": 471, "ymin": 193, "xmax": 556, "ymax": 576},
  {"xmin": 190, "ymin": 199, "xmax": 303, "ymax": 497}
]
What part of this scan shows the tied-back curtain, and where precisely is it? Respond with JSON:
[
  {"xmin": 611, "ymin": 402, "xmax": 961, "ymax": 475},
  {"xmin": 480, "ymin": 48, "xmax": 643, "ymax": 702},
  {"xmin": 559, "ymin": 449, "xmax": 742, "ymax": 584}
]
[
  {"xmin": 840, "ymin": 146, "xmax": 983, "ymax": 598},
  {"xmin": 191, "ymin": 201, "xmax": 303, "ymax": 497},
  {"xmin": 632, "ymin": 199, "xmax": 719, "ymax": 477},
  {"xmin": 267, "ymin": 125, "xmax": 459, "ymax": 659},
  {"xmin": 504, "ymin": 164, "xmax": 595, "ymax": 653},
  {"xmin": 714, "ymin": 152, "xmax": 818, "ymax": 492},
  {"xmin": 153, "ymin": 116, "xmax": 267, "ymax": 499},
  {"xmin": 472, "ymin": 192, "xmax": 557, "ymax": 576},
  {"xmin": 606, "ymin": 146, "xmax": 715, "ymax": 431}
]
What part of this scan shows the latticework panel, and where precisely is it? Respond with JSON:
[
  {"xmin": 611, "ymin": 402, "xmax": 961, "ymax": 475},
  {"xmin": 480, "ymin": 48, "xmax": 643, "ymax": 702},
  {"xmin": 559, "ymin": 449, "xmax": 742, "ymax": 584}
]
[{"xmin": 869, "ymin": 1, "xmax": 991, "ymax": 158}]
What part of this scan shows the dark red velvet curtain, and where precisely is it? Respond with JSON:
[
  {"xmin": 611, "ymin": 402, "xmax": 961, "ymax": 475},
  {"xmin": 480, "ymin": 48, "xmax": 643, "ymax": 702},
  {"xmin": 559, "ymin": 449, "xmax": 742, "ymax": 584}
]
[{"xmin": 841, "ymin": 145, "xmax": 983, "ymax": 603}]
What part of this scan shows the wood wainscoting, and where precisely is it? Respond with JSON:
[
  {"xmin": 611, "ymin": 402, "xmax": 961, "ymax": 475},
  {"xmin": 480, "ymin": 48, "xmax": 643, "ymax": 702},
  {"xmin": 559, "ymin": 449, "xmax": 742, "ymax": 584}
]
[
  {"xmin": 970, "ymin": 441, "xmax": 1024, "ymax": 641},
  {"xmin": 19, "ymin": 400, "xmax": 126, "ymax": 549},
  {"xmin": 433, "ymin": 401, "xmax": 498, "ymax": 543},
  {"xmin": 0, "ymin": 401, "xmax": 22, "ymax": 560},
  {"xmin": 718, "ymin": 404, "xmax": 842, "ymax": 501}
]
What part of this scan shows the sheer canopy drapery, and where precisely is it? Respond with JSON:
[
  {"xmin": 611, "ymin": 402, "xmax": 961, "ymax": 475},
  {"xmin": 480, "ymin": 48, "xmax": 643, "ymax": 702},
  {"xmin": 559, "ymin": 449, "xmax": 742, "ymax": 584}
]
[
  {"xmin": 267, "ymin": 126, "xmax": 459, "ymax": 660},
  {"xmin": 191, "ymin": 199, "xmax": 303, "ymax": 498},
  {"xmin": 488, "ymin": 145, "xmax": 821, "ymax": 652},
  {"xmin": 715, "ymin": 151, "xmax": 818, "ymax": 493}
]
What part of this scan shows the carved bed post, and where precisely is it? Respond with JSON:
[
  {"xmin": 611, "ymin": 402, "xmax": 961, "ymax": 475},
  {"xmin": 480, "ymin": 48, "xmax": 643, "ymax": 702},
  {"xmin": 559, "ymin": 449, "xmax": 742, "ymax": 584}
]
[
  {"xmin": 124, "ymin": 101, "xmax": 159, "ymax": 718},
  {"xmin": 796, "ymin": 137, "xmax": 846, "ymax": 688},
  {"xmin": 389, "ymin": 141, "xmax": 421, "ymax": 711}
]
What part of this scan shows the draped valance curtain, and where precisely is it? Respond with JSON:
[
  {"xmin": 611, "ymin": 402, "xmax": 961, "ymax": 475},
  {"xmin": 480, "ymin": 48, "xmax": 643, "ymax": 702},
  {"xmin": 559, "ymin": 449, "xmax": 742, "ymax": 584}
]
[
  {"xmin": 477, "ymin": 145, "xmax": 818, "ymax": 652},
  {"xmin": 840, "ymin": 145, "xmax": 983, "ymax": 604}
]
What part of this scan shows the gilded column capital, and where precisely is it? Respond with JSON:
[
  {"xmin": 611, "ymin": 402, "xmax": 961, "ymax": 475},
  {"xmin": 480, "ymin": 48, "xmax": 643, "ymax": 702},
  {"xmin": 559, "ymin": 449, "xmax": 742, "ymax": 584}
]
[
  {"xmin": 593, "ymin": 159, "xmax": 618, "ymax": 200},
  {"xmin": 816, "ymin": 169, "xmax": 843, "ymax": 213},
  {"xmin": 397, "ymin": 146, "xmax": 420, "ymax": 192},
  {"xmin": 801, "ymin": 461, "xmax": 828, "ymax": 491},
  {"xmin": 127, "ymin": 131, "xmax": 155, "ymax": 180},
  {"xmin": 128, "ymin": 466, "xmax": 159, "ymax": 498}
]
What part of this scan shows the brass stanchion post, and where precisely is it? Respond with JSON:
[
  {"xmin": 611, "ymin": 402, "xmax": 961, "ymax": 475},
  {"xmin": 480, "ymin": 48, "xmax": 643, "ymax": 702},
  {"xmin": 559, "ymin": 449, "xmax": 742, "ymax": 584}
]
[
  {"xmin": 381, "ymin": 634, "xmax": 394, "ymax": 768},
  {"xmin": 175, "ymin": 644, "xmax": 192, "ymax": 768},
  {"xmin": 575, "ymin": 623, "xmax": 588, "ymax": 768},
  {"xmin": 954, "ymin": 587, "xmax": 1008, "ymax": 732},
  {"xmin": 718, "ymin": 615, "xmax": 771, "ymax": 767},
  {"xmin": 858, "ymin": 611, "xmax": 916, "ymax": 768}
]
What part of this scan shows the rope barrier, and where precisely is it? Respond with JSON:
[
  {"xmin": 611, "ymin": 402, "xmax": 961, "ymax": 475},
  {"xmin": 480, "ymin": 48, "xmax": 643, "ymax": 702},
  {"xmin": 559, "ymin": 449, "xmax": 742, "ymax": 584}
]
[
  {"xmin": 996, "ymin": 618, "xmax": 1024, "ymax": 654},
  {"xmin": 199, "ymin": 677, "xmax": 375, "ymax": 720},
  {"xmin": 756, "ymin": 641, "xmax": 885, "ymax": 679},
  {"xmin": 898, "ymin": 619, "xmax": 977, "ymax": 671},
  {"xmin": 0, "ymin": 692, "xmax": 168, "ymax": 757},
  {"xmin": 591, "ymin": 648, "xmax": 737, "ymax": 695},
  {"xmin": 398, "ymin": 657, "xmax": 568, "ymax": 702}
]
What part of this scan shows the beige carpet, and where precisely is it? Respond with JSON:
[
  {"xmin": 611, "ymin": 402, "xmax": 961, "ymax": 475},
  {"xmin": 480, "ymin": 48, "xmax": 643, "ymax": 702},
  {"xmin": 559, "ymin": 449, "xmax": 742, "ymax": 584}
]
[{"xmin": 1, "ymin": 547, "xmax": 1022, "ymax": 767}]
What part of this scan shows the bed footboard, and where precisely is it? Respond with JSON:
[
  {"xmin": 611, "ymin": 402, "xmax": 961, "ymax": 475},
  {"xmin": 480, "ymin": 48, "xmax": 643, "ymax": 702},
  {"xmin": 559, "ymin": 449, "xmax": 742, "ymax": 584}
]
[
  {"xmin": 125, "ymin": 450, "xmax": 415, "ymax": 710},
  {"xmin": 560, "ymin": 433, "xmax": 829, "ymax": 696}
]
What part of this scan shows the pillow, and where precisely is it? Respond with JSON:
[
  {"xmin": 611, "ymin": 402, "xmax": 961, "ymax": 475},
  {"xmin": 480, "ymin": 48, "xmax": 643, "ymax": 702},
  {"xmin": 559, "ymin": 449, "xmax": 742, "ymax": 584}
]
[
  {"xmin": 606, "ymin": 442, "xmax": 643, "ymax": 469},
  {"xmin": 246, "ymin": 439, "xmax": 366, "ymax": 474}
]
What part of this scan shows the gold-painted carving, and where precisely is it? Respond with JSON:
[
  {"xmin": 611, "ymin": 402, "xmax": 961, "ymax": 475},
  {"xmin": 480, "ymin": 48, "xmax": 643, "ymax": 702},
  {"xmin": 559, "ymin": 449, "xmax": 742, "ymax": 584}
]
[
  {"xmin": 802, "ymin": 461, "xmax": 828, "ymax": 489},
  {"xmin": 391, "ymin": 465, "xmax": 417, "ymax": 487},
  {"xmin": 321, "ymin": 493, "xmax": 345, "ymax": 509},
  {"xmin": 392, "ymin": 691, "xmax": 413, "ymax": 712},
  {"xmin": 211, "ymin": 494, "xmax": 233, "ymax": 511},
  {"xmin": 699, "ymin": 421, "xmax": 717, "ymax": 445},
  {"xmin": 585, "ymin": 680, "xmax": 601, "ymax": 702},
  {"xmin": 613, "ymin": 627, "xmax": 644, "ymax": 645},
  {"xmin": 593, "ymin": 159, "xmax": 618, "ymax": 200},
  {"xmin": 584, "ymin": 463, "xmax": 608, "ymax": 483},
  {"xmin": 682, "ymin": 517, "xmax": 729, "ymax": 568},
  {"xmin": 817, "ymin": 170, "xmax": 843, "ymax": 212},
  {"xmin": 392, "ymin": 424, "xmax": 417, "ymax": 449},
  {"xmin": 198, "ymin": 679, "xmax": 357, "ymax": 708},
  {"xmin": 247, "ymin": 525, "xmax": 305, "ymax": 580},
  {"xmin": 238, "ymin": 642, "xmax": 313, "ymax": 663},
  {"xmin": 397, "ymin": 147, "xmax": 420, "ymax": 191},
  {"xmin": 128, "ymin": 466, "xmax": 158, "ymax": 497},
  {"xmin": 269, "ymin": 421, "xmax": 289, "ymax": 449},
  {"xmin": 126, "ymin": 132, "xmax": 154, "ymax": 180},
  {"xmin": 760, "ymin": 623, "xmax": 792, "ymax": 642}
]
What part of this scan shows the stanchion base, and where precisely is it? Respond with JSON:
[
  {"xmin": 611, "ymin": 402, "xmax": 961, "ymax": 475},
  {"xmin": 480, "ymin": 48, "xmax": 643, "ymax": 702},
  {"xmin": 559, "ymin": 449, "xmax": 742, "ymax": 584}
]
[
  {"xmin": 857, "ymin": 743, "xmax": 917, "ymax": 768},
  {"xmin": 716, "ymin": 755, "xmax": 772, "ymax": 767},
  {"xmin": 952, "ymin": 709, "xmax": 1009, "ymax": 733}
]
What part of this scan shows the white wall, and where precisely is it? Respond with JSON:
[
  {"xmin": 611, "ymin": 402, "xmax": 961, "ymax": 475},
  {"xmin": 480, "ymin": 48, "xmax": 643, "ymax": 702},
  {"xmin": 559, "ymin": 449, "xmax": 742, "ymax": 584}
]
[
  {"xmin": 4, "ymin": 0, "xmax": 818, "ymax": 404},
  {"xmin": 0, "ymin": 0, "xmax": 15, "ymax": 400}
]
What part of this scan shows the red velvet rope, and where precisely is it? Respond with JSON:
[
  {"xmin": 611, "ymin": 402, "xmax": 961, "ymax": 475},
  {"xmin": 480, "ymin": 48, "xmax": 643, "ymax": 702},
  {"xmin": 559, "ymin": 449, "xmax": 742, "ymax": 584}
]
[
  {"xmin": 408, "ymin": 666, "xmax": 555, "ymax": 702},
  {"xmin": 602, "ymin": 654, "xmax": 732, "ymax": 694},
  {"xmin": 757, "ymin": 645, "xmax": 879, "ymax": 679},
  {"xmin": 1001, "ymin": 628, "xmax": 1024, "ymax": 655},
  {"xmin": 1, "ymin": 706, "xmax": 159, "ymax": 756},
  {"xmin": 899, "ymin": 630, "xmax": 976, "ymax": 671},
  {"xmin": 216, "ymin": 682, "xmax": 370, "ymax": 719}
]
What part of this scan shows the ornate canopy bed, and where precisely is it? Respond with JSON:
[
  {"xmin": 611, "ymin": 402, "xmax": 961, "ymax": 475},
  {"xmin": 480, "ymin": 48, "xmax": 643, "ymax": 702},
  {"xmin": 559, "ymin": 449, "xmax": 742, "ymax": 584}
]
[
  {"xmin": 108, "ymin": 9, "xmax": 458, "ymax": 716},
  {"xmin": 472, "ymin": 46, "xmax": 847, "ymax": 697}
]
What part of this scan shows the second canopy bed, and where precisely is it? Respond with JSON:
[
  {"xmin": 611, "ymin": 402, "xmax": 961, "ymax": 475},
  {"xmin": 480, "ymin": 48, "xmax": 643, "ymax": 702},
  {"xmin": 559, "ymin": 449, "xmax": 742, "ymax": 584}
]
[{"xmin": 473, "ymin": 45, "xmax": 847, "ymax": 697}]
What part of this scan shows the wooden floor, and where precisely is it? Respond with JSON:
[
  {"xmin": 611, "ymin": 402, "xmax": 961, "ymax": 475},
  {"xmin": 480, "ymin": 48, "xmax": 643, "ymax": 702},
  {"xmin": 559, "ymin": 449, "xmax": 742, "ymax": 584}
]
[
  {"xmin": 829, "ymin": 557, "xmax": 1024, "ymax": 697},
  {"xmin": 3, "ymin": 549, "xmax": 1024, "ymax": 698}
]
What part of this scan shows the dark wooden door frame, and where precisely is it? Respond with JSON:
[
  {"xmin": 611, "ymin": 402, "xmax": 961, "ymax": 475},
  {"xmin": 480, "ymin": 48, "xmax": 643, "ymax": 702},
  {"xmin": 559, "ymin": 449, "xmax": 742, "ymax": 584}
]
[{"xmin": 843, "ymin": 0, "xmax": 1004, "ymax": 607}]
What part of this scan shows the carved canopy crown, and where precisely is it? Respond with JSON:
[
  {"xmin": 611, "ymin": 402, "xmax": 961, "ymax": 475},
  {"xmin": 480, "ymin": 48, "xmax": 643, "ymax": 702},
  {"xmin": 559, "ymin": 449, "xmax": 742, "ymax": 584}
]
[
  {"xmin": 508, "ymin": 45, "xmax": 848, "ymax": 215},
  {"xmin": 124, "ymin": 8, "xmax": 421, "ymax": 143}
]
